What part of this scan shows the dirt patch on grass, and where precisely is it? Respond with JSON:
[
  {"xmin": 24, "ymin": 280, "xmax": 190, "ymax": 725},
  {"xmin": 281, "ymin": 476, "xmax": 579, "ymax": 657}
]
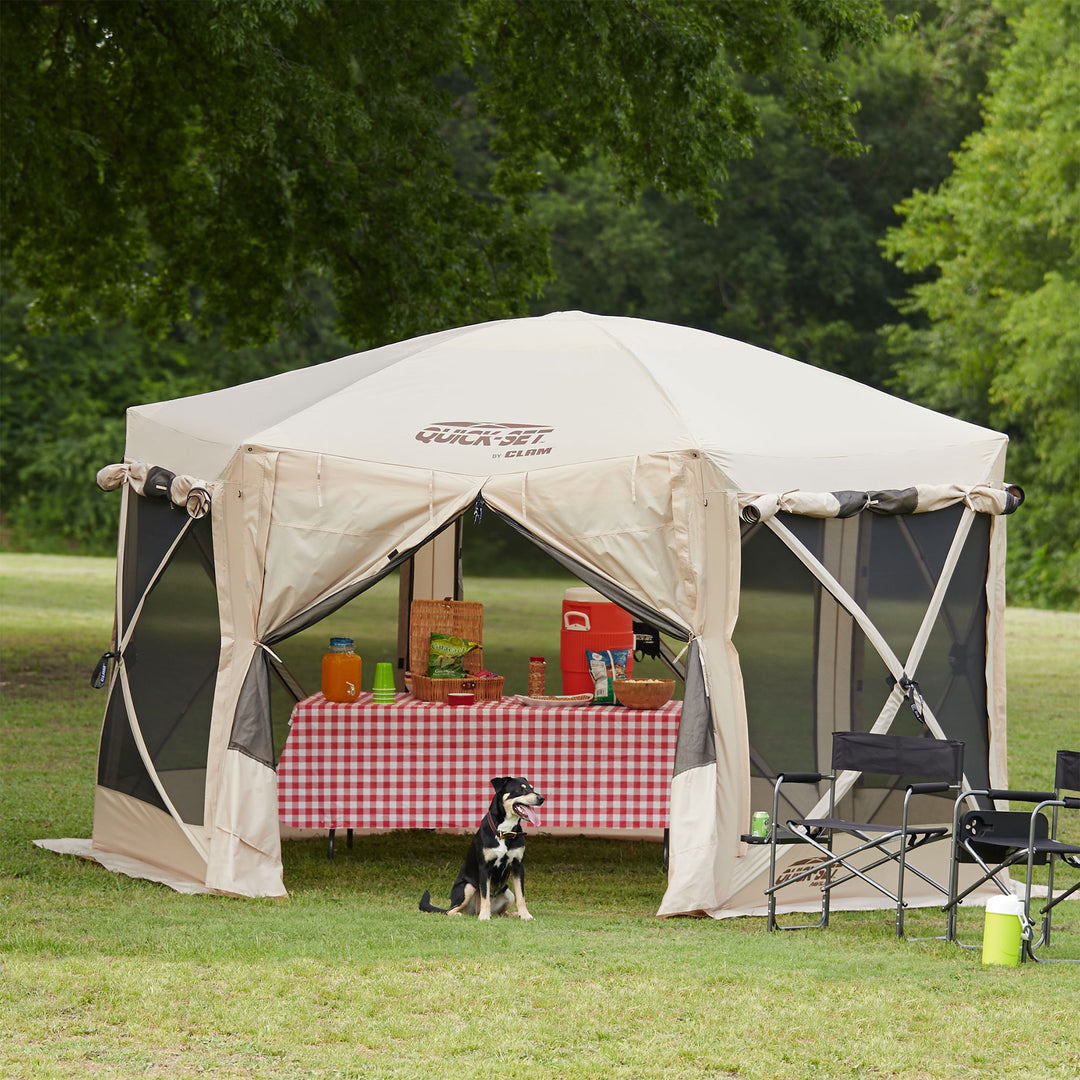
[{"xmin": 0, "ymin": 646, "xmax": 100, "ymax": 702}]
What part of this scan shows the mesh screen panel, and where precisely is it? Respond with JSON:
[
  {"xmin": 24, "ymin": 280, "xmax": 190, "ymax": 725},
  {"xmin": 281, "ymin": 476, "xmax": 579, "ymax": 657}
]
[
  {"xmin": 737, "ymin": 508, "xmax": 991, "ymax": 790},
  {"xmin": 859, "ymin": 508, "xmax": 990, "ymax": 787},
  {"xmin": 97, "ymin": 681, "xmax": 170, "ymax": 812},
  {"xmin": 736, "ymin": 519, "xmax": 822, "ymax": 776},
  {"xmin": 120, "ymin": 491, "xmax": 193, "ymax": 629},
  {"xmin": 98, "ymin": 497, "xmax": 219, "ymax": 824}
]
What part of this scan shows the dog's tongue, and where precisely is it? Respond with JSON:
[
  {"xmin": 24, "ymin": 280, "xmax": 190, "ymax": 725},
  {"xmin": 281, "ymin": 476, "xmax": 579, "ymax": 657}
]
[{"xmin": 518, "ymin": 804, "xmax": 540, "ymax": 827}]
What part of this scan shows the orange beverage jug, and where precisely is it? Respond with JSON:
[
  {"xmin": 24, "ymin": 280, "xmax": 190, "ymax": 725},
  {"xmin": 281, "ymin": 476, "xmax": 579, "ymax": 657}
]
[{"xmin": 321, "ymin": 637, "xmax": 362, "ymax": 702}]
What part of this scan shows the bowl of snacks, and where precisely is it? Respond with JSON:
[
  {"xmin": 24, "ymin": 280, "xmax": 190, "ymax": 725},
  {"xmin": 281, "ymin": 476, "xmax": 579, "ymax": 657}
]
[{"xmin": 613, "ymin": 678, "xmax": 676, "ymax": 710}]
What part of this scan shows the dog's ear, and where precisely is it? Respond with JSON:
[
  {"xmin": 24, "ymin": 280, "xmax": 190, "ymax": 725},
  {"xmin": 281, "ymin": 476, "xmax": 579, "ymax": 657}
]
[{"xmin": 491, "ymin": 776, "xmax": 512, "ymax": 793}]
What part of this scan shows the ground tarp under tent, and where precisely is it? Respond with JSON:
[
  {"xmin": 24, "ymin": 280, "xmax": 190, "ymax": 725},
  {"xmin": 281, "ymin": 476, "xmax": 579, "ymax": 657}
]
[{"xmin": 45, "ymin": 311, "xmax": 1024, "ymax": 917}]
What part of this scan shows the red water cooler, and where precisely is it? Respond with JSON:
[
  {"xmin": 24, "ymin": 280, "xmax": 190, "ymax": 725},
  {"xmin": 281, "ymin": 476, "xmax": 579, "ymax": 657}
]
[{"xmin": 560, "ymin": 586, "xmax": 635, "ymax": 695}]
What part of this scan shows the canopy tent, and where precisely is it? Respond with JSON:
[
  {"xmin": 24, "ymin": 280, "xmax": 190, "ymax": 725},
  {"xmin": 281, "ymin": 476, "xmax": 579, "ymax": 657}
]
[{"xmin": 52, "ymin": 311, "xmax": 1021, "ymax": 917}]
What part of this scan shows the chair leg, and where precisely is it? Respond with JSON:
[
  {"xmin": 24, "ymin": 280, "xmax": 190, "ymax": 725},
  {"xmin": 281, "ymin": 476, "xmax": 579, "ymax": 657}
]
[
  {"xmin": 822, "ymin": 849, "xmax": 832, "ymax": 930},
  {"xmin": 896, "ymin": 831, "xmax": 909, "ymax": 939},
  {"xmin": 765, "ymin": 839, "xmax": 831, "ymax": 932},
  {"xmin": 1021, "ymin": 827, "xmax": 1050, "ymax": 962},
  {"xmin": 1043, "ymin": 847, "xmax": 1055, "ymax": 949},
  {"xmin": 1025, "ymin": 875, "xmax": 1080, "ymax": 962},
  {"xmin": 766, "ymin": 826, "xmax": 778, "ymax": 931}
]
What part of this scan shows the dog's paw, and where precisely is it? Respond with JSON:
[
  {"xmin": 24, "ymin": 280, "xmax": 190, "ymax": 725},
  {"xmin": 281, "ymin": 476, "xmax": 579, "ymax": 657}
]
[
  {"xmin": 478, "ymin": 910, "xmax": 491, "ymax": 921},
  {"xmin": 517, "ymin": 911, "xmax": 534, "ymax": 921}
]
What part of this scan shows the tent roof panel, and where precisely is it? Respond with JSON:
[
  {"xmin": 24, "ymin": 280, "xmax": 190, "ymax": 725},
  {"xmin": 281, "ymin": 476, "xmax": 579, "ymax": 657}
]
[{"xmin": 126, "ymin": 312, "xmax": 1007, "ymax": 491}]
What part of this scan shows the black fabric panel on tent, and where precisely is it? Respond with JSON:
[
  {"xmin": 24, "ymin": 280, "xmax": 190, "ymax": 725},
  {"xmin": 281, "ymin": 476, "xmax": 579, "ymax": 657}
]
[
  {"xmin": 737, "ymin": 506, "xmax": 991, "ymax": 796},
  {"xmin": 126, "ymin": 512, "xmax": 218, "ymax": 824},
  {"xmin": 230, "ymin": 651, "xmax": 275, "ymax": 768},
  {"xmin": 97, "ymin": 680, "xmax": 170, "ymax": 813},
  {"xmin": 831, "ymin": 488, "xmax": 919, "ymax": 518},
  {"xmin": 832, "ymin": 490, "xmax": 871, "ymax": 517},
  {"xmin": 98, "ymin": 492, "xmax": 194, "ymax": 813},
  {"xmin": 120, "ymin": 489, "xmax": 193, "ymax": 630},
  {"xmin": 101, "ymin": 497, "xmax": 219, "ymax": 824},
  {"xmin": 672, "ymin": 641, "xmax": 715, "ymax": 776},
  {"xmin": 867, "ymin": 488, "xmax": 920, "ymax": 516},
  {"xmin": 858, "ymin": 506, "xmax": 991, "ymax": 789},
  {"xmin": 737, "ymin": 518, "xmax": 821, "ymax": 780}
]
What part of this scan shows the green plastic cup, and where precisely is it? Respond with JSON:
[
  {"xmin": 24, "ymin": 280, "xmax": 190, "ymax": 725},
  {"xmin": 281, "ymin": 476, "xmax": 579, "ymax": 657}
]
[{"xmin": 372, "ymin": 662, "xmax": 396, "ymax": 704}]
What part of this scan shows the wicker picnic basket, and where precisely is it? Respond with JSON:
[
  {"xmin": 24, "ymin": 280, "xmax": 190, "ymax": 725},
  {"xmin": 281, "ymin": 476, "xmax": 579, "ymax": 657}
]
[
  {"xmin": 613, "ymin": 678, "xmax": 676, "ymax": 710},
  {"xmin": 408, "ymin": 598, "xmax": 504, "ymax": 702}
]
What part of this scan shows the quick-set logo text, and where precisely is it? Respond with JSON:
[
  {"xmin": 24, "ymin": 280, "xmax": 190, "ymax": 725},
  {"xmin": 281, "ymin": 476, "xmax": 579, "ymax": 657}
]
[{"xmin": 414, "ymin": 421, "xmax": 555, "ymax": 459}]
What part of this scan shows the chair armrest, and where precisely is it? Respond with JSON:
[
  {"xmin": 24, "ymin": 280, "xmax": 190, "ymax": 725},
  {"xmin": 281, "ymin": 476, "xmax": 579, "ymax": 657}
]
[
  {"xmin": 779, "ymin": 772, "xmax": 824, "ymax": 784},
  {"xmin": 1064, "ymin": 797, "xmax": 1080, "ymax": 810},
  {"xmin": 908, "ymin": 782, "xmax": 950, "ymax": 795},
  {"xmin": 986, "ymin": 789, "xmax": 1056, "ymax": 803}
]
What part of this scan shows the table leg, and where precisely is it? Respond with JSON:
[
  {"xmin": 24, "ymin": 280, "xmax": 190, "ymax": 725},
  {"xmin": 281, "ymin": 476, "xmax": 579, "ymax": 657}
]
[{"xmin": 326, "ymin": 828, "xmax": 354, "ymax": 859}]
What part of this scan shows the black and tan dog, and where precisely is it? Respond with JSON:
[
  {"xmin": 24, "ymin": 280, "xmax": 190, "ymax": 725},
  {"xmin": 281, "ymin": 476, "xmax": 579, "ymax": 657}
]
[{"xmin": 419, "ymin": 776, "xmax": 544, "ymax": 920}]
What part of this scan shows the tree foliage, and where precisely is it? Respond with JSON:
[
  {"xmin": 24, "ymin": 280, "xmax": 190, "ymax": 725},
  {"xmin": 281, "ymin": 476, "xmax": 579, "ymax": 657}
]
[
  {"xmin": 0, "ymin": 287, "xmax": 353, "ymax": 552},
  {"xmin": 881, "ymin": 0, "xmax": 1080, "ymax": 609},
  {"xmin": 0, "ymin": 0, "xmax": 898, "ymax": 348},
  {"xmin": 529, "ymin": 1, "xmax": 1008, "ymax": 387}
]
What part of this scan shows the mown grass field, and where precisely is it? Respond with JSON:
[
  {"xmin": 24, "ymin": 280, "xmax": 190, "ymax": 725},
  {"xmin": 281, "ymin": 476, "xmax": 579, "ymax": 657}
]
[{"xmin": 1, "ymin": 553, "xmax": 1078, "ymax": 1080}]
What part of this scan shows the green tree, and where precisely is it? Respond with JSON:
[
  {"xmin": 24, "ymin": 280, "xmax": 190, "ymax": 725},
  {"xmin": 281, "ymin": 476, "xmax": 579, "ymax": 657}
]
[
  {"xmin": 1, "ymin": 0, "xmax": 900, "ymax": 349},
  {"xmin": 881, "ymin": 0, "xmax": 1080, "ymax": 609},
  {"xmin": 0, "ymin": 289, "xmax": 352, "ymax": 553},
  {"xmin": 529, "ymin": 1, "xmax": 1008, "ymax": 388}
]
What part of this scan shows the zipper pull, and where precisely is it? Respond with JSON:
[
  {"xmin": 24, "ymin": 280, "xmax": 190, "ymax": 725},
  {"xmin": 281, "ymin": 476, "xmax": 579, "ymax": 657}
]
[{"xmin": 90, "ymin": 651, "xmax": 118, "ymax": 689}]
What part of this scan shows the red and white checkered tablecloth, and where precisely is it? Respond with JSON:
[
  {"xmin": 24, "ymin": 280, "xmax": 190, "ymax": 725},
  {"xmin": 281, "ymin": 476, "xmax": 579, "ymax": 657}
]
[{"xmin": 277, "ymin": 692, "xmax": 681, "ymax": 831}]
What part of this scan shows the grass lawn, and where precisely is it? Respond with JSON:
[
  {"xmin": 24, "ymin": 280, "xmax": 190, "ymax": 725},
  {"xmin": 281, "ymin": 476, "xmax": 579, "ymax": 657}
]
[{"xmin": 1, "ymin": 553, "xmax": 1078, "ymax": 1080}]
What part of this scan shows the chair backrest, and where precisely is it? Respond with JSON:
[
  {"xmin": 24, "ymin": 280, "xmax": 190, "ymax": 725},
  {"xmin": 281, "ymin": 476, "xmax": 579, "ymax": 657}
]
[
  {"xmin": 831, "ymin": 731, "xmax": 965, "ymax": 783},
  {"xmin": 1056, "ymin": 750, "xmax": 1080, "ymax": 794}
]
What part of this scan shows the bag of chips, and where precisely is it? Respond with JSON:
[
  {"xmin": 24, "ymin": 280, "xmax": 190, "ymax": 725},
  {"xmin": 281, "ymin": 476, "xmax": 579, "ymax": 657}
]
[
  {"xmin": 586, "ymin": 647, "xmax": 630, "ymax": 704},
  {"xmin": 427, "ymin": 633, "xmax": 480, "ymax": 678}
]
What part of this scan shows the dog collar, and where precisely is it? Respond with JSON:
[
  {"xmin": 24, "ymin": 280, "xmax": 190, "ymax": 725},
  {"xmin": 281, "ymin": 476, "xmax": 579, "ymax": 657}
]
[{"xmin": 487, "ymin": 811, "xmax": 519, "ymax": 839}]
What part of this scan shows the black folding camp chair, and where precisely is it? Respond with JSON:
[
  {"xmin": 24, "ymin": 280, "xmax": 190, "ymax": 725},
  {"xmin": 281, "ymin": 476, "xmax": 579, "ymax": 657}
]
[
  {"xmin": 945, "ymin": 749, "xmax": 1080, "ymax": 962},
  {"xmin": 766, "ymin": 731, "xmax": 965, "ymax": 938}
]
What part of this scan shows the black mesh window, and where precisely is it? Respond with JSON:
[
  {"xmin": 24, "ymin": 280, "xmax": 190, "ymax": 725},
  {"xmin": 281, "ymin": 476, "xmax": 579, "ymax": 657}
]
[
  {"xmin": 97, "ymin": 684, "xmax": 170, "ymax": 813},
  {"xmin": 736, "ymin": 517, "xmax": 822, "ymax": 778},
  {"xmin": 736, "ymin": 508, "xmax": 991, "ymax": 791},
  {"xmin": 98, "ymin": 497, "xmax": 219, "ymax": 825},
  {"xmin": 120, "ymin": 490, "xmax": 194, "ymax": 630},
  {"xmin": 858, "ymin": 508, "xmax": 990, "ymax": 787}
]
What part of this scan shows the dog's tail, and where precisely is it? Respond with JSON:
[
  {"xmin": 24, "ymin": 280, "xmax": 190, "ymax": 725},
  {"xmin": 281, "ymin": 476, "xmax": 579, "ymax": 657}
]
[{"xmin": 419, "ymin": 889, "xmax": 448, "ymax": 914}]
